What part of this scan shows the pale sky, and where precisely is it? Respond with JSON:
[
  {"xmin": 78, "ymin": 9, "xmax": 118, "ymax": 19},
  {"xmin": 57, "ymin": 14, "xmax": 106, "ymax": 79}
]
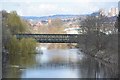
[{"xmin": 0, "ymin": 0, "xmax": 119, "ymax": 16}]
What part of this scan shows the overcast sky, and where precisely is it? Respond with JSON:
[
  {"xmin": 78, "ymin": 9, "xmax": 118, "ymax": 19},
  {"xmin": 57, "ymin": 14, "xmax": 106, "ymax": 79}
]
[{"xmin": 0, "ymin": 0, "xmax": 119, "ymax": 16}]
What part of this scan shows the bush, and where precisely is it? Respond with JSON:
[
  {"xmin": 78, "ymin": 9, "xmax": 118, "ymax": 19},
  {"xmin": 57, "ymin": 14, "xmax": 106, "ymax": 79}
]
[
  {"xmin": 6, "ymin": 36, "xmax": 37, "ymax": 55},
  {"xmin": 20, "ymin": 38, "xmax": 37, "ymax": 55},
  {"xmin": 6, "ymin": 36, "xmax": 20, "ymax": 54}
]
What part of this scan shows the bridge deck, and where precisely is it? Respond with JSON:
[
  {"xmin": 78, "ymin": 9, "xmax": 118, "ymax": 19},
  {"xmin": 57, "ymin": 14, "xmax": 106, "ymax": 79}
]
[{"xmin": 16, "ymin": 34, "xmax": 83, "ymax": 43}]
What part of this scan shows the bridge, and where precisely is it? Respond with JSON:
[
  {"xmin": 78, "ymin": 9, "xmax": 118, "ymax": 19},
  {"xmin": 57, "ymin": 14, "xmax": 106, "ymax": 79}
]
[{"xmin": 16, "ymin": 34, "xmax": 85, "ymax": 43}]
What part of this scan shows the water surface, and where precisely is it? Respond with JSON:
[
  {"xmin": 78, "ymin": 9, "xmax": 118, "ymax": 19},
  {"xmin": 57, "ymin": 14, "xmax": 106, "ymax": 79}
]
[{"xmin": 4, "ymin": 46, "xmax": 118, "ymax": 78}]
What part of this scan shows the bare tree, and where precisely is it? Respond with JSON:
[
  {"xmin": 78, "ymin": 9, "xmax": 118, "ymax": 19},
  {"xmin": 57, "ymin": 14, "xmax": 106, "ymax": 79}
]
[{"xmin": 80, "ymin": 15, "xmax": 106, "ymax": 52}]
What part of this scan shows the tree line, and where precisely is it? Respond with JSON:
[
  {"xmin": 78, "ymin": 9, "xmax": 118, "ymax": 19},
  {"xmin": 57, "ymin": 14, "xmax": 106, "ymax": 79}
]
[
  {"xmin": 79, "ymin": 11, "xmax": 118, "ymax": 64},
  {"xmin": 2, "ymin": 10, "xmax": 37, "ymax": 55}
]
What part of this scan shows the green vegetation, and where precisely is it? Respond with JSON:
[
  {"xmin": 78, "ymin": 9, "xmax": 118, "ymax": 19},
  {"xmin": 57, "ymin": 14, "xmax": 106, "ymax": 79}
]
[
  {"xmin": 6, "ymin": 36, "xmax": 37, "ymax": 55},
  {"xmin": 6, "ymin": 11, "xmax": 26, "ymax": 34},
  {"xmin": 2, "ymin": 10, "xmax": 37, "ymax": 55}
]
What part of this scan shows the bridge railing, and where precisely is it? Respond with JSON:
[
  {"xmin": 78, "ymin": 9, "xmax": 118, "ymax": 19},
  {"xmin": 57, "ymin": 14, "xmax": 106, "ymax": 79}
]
[{"xmin": 15, "ymin": 34, "xmax": 84, "ymax": 43}]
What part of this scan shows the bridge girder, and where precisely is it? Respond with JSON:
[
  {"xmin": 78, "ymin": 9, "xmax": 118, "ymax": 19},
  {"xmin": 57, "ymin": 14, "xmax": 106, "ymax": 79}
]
[{"xmin": 15, "ymin": 34, "xmax": 84, "ymax": 43}]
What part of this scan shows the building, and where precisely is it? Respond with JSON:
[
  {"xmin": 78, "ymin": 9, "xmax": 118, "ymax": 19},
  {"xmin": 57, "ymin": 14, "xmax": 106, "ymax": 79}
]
[
  {"xmin": 48, "ymin": 19, "xmax": 52, "ymax": 24},
  {"xmin": 64, "ymin": 25, "xmax": 82, "ymax": 34},
  {"xmin": 108, "ymin": 7, "xmax": 118, "ymax": 17},
  {"xmin": 99, "ymin": 8, "xmax": 106, "ymax": 16},
  {"xmin": 36, "ymin": 22, "xmax": 43, "ymax": 26}
]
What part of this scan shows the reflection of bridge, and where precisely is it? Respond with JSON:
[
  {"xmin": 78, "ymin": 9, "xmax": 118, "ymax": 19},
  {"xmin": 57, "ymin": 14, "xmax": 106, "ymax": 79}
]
[
  {"xmin": 16, "ymin": 34, "xmax": 84, "ymax": 43},
  {"xmin": 37, "ymin": 63, "xmax": 80, "ymax": 69}
]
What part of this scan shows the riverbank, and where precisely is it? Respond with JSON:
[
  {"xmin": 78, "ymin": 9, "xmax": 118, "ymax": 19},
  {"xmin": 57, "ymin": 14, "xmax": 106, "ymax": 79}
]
[
  {"xmin": 78, "ymin": 49, "xmax": 118, "ymax": 78},
  {"xmin": 80, "ymin": 49, "xmax": 118, "ymax": 73},
  {"xmin": 2, "ymin": 48, "xmax": 9, "ymax": 78},
  {"xmin": 47, "ymin": 43, "xmax": 77, "ymax": 49},
  {"xmin": 83, "ymin": 50, "xmax": 117, "ymax": 66},
  {"xmin": 86, "ymin": 50, "xmax": 118, "ymax": 65},
  {"xmin": 76, "ymin": 33, "xmax": 118, "ymax": 68}
]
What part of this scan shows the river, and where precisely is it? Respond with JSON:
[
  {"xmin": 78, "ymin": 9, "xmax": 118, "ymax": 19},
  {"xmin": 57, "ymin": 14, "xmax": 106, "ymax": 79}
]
[{"xmin": 3, "ymin": 43, "xmax": 118, "ymax": 78}]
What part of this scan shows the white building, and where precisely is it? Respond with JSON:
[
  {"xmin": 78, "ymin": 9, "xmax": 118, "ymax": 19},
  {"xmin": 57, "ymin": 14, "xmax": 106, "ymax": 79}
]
[
  {"xmin": 108, "ymin": 7, "xmax": 119, "ymax": 17},
  {"xmin": 64, "ymin": 27, "xmax": 80, "ymax": 34}
]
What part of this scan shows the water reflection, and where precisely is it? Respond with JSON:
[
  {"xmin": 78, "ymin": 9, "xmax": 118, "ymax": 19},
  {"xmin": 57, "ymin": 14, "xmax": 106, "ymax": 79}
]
[
  {"xmin": 77, "ymin": 56, "xmax": 118, "ymax": 78},
  {"xmin": 4, "ymin": 54, "xmax": 37, "ymax": 78},
  {"xmin": 4, "ymin": 48, "xmax": 118, "ymax": 78},
  {"xmin": 36, "ymin": 49, "xmax": 82, "ymax": 64},
  {"xmin": 21, "ymin": 68, "xmax": 79, "ymax": 78}
]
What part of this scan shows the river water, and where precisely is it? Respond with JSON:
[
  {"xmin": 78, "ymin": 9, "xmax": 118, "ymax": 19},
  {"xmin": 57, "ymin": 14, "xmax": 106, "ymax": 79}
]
[{"xmin": 4, "ymin": 44, "xmax": 118, "ymax": 78}]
